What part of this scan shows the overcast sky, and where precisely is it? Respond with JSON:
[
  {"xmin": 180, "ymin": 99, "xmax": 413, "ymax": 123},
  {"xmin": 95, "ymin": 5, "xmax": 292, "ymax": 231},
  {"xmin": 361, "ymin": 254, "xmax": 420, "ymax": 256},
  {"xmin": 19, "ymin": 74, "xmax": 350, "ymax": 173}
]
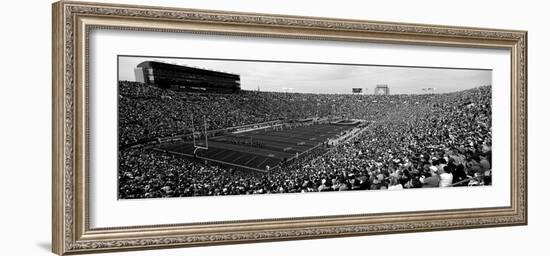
[{"xmin": 118, "ymin": 56, "xmax": 491, "ymax": 95}]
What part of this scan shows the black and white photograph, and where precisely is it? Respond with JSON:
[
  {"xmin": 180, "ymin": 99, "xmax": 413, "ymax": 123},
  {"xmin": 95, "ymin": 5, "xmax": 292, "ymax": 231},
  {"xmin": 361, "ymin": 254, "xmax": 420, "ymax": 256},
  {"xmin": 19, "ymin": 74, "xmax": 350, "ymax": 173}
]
[{"xmin": 118, "ymin": 56, "xmax": 492, "ymax": 199}]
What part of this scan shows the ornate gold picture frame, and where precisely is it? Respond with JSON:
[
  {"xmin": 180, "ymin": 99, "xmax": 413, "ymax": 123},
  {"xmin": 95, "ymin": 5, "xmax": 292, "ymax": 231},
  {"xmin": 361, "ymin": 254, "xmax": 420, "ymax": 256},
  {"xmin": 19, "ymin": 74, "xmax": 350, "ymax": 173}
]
[{"xmin": 52, "ymin": 1, "xmax": 527, "ymax": 255}]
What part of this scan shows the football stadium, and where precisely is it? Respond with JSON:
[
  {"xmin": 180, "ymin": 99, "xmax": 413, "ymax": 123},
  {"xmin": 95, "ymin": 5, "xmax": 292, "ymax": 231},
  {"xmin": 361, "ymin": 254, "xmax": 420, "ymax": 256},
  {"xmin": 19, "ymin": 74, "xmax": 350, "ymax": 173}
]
[{"xmin": 118, "ymin": 61, "xmax": 493, "ymax": 199}]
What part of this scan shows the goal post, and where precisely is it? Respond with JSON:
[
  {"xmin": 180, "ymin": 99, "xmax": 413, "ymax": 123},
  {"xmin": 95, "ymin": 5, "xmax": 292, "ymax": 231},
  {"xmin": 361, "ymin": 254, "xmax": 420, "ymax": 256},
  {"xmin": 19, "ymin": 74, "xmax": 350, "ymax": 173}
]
[{"xmin": 191, "ymin": 114, "xmax": 208, "ymax": 154}]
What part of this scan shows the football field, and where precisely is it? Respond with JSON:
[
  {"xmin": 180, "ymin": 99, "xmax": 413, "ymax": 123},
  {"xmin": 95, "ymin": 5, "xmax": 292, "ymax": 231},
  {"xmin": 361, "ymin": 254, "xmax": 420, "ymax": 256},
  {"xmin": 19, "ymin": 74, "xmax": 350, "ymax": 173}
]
[{"xmin": 155, "ymin": 123, "xmax": 356, "ymax": 172}]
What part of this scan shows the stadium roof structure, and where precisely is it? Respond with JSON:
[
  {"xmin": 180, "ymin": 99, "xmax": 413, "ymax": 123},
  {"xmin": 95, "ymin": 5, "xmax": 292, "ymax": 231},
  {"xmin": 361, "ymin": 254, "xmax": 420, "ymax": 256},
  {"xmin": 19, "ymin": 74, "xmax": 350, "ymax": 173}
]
[{"xmin": 137, "ymin": 61, "xmax": 240, "ymax": 78}]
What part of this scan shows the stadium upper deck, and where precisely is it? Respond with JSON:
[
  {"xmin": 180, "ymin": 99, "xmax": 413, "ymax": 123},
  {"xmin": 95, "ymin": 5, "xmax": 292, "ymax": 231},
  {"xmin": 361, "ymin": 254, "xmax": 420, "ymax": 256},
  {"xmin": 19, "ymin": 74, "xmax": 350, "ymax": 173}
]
[{"xmin": 135, "ymin": 61, "xmax": 241, "ymax": 93}]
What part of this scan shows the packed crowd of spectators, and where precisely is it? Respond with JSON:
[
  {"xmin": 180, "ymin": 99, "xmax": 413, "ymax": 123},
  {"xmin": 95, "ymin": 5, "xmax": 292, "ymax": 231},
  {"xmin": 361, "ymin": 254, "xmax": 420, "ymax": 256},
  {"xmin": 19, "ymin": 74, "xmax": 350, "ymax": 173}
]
[{"xmin": 118, "ymin": 82, "xmax": 492, "ymax": 198}]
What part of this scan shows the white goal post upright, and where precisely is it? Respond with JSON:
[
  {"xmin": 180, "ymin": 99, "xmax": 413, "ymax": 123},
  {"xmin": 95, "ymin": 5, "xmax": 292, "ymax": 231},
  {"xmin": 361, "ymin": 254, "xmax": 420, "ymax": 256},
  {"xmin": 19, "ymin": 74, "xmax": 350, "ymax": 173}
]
[
  {"xmin": 191, "ymin": 114, "xmax": 208, "ymax": 154},
  {"xmin": 203, "ymin": 115, "xmax": 208, "ymax": 149}
]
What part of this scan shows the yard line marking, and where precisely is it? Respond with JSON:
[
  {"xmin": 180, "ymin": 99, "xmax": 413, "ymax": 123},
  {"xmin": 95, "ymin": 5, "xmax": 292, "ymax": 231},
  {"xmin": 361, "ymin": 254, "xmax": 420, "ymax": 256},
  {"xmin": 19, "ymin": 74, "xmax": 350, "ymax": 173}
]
[
  {"xmin": 220, "ymin": 151, "xmax": 240, "ymax": 161},
  {"xmin": 256, "ymin": 157, "xmax": 270, "ymax": 169},
  {"xmin": 210, "ymin": 148, "xmax": 227, "ymax": 159},
  {"xmin": 244, "ymin": 155, "xmax": 259, "ymax": 165},
  {"xmin": 231, "ymin": 153, "xmax": 249, "ymax": 163}
]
